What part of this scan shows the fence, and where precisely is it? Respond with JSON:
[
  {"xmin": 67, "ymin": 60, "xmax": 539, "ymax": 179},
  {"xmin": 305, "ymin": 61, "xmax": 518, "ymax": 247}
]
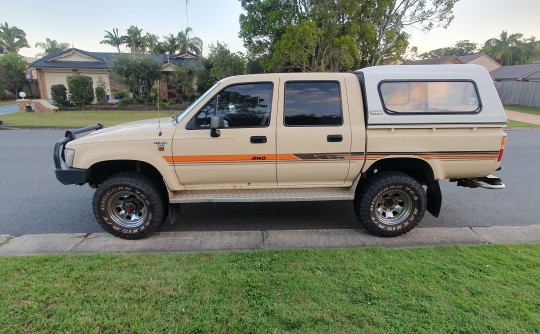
[{"xmin": 494, "ymin": 81, "xmax": 540, "ymax": 107}]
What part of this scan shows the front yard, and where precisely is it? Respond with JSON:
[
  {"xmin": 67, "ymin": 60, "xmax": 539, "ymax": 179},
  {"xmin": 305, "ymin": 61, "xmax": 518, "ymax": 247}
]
[
  {"xmin": 1, "ymin": 244, "xmax": 539, "ymax": 333},
  {"xmin": 0, "ymin": 110, "xmax": 179, "ymax": 128}
]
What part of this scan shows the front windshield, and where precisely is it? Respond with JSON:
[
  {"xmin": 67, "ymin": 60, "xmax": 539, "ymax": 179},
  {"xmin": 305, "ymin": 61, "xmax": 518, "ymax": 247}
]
[{"xmin": 174, "ymin": 81, "xmax": 221, "ymax": 124}]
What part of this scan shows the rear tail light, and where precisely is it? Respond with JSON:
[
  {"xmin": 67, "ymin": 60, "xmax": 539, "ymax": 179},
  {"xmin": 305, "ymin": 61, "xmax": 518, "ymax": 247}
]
[{"xmin": 497, "ymin": 136, "xmax": 506, "ymax": 162}]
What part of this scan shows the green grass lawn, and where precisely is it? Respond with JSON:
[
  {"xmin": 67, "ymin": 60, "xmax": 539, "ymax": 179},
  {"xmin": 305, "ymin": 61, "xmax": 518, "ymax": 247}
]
[
  {"xmin": 1, "ymin": 244, "xmax": 539, "ymax": 333},
  {"xmin": 0, "ymin": 110, "xmax": 180, "ymax": 128},
  {"xmin": 505, "ymin": 105, "xmax": 540, "ymax": 116},
  {"xmin": 507, "ymin": 119, "xmax": 538, "ymax": 128},
  {"xmin": 0, "ymin": 100, "xmax": 16, "ymax": 106}
]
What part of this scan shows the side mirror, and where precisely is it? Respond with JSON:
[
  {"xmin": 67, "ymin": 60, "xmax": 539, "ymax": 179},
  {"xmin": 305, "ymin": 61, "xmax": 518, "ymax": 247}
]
[{"xmin": 210, "ymin": 115, "xmax": 224, "ymax": 138}]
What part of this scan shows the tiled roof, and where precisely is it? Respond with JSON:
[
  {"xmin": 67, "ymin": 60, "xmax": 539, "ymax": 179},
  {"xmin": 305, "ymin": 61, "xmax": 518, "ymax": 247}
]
[
  {"xmin": 490, "ymin": 64, "xmax": 540, "ymax": 81},
  {"xmin": 456, "ymin": 54, "xmax": 483, "ymax": 63},
  {"xmin": 30, "ymin": 48, "xmax": 199, "ymax": 70}
]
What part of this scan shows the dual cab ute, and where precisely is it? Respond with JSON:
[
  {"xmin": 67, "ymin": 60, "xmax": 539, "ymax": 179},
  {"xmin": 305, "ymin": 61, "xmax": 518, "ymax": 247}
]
[{"xmin": 54, "ymin": 65, "xmax": 506, "ymax": 239}]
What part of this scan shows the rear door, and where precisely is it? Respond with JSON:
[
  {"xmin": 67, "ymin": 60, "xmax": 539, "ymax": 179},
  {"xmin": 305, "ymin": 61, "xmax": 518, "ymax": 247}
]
[{"xmin": 276, "ymin": 76, "xmax": 354, "ymax": 186}]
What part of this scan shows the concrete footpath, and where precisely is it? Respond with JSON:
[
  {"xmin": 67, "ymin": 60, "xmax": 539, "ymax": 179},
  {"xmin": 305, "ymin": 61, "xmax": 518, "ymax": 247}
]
[
  {"xmin": 506, "ymin": 109, "xmax": 540, "ymax": 125},
  {"xmin": 1, "ymin": 225, "xmax": 539, "ymax": 255}
]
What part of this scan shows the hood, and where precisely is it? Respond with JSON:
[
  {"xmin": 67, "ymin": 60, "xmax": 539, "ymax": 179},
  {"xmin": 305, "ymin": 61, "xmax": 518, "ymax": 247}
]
[{"xmin": 69, "ymin": 117, "xmax": 177, "ymax": 145}]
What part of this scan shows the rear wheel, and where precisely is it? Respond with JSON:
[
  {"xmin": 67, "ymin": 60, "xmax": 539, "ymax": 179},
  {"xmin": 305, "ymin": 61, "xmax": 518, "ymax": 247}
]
[
  {"xmin": 355, "ymin": 171, "xmax": 426, "ymax": 237},
  {"xmin": 92, "ymin": 172, "xmax": 167, "ymax": 239}
]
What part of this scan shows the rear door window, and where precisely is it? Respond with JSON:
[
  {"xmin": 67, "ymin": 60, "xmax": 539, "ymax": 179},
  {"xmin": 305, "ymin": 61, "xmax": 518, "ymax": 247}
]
[{"xmin": 284, "ymin": 81, "xmax": 342, "ymax": 126}]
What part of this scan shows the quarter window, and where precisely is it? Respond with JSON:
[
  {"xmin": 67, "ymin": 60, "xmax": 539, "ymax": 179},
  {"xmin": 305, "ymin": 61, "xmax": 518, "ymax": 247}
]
[
  {"xmin": 190, "ymin": 82, "xmax": 273, "ymax": 129},
  {"xmin": 284, "ymin": 81, "xmax": 342, "ymax": 126},
  {"xmin": 380, "ymin": 81, "xmax": 480, "ymax": 113}
]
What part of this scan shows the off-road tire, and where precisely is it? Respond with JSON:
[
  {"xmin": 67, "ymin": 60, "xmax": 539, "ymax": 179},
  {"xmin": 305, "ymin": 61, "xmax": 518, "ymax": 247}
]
[
  {"xmin": 355, "ymin": 171, "xmax": 426, "ymax": 237},
  {"xmin": 92, "ymin": 172, "xmax": 167, "ymax": 240}
]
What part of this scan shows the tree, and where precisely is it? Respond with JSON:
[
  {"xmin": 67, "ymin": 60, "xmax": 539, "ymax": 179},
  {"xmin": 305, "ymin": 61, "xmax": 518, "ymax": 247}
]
[
  {"xmin": 162, "ymin": 34, "xmax": 178, "ymax": 54},
  {"xmin": 207, "ymin": 42, "xmax": 246, "ymax": 80},
  {"xmin": 177, "ymin": 27, "xmax": 203, "ymax": 55},
  {"xmin": 419, "ymin": 40, "xmax": 479, "ymax": 59},
  {"xmin": 35, "ymin": 38, "xmax": 70, "ymax": 57},
  {"xmin": 100, "ymin": 28, "xmax": 124, "ymax": 53},
  {"xmin": 361, "ymin": 0, "xmax": 459, "ymax": 66},
  {"xmin": 123, "ymin": 25, "xmax": 146, "ymax": 54},
  {"xmin": 145, "ymin": 33, "xmax": 165, "ymax": 54},
  {"xmin": 0, "ymin": 22, "xmax": 30, "ymax": 54},
  {"xmin": 0, "ymin": 52, "xmax": 28, "ymax": 95},
  {"xmin": 67, "ymin": 75, "xmax": 94, "ymax": 105},
  {"xmin": 109, "ymin": 54, "xmax": 162, "ymax": 100},
  {"xmin": 239, "ymin": 0, "xmax": 459, "ymax": 70},
  {"xmin": 483, "ymin": 31, "xmax": 526, "ymax": 65}
]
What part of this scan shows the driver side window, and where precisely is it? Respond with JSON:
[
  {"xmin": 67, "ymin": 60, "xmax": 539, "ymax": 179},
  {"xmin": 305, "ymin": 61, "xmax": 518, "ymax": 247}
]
[{"xmin": 189, "ymin": 82, "xmax": 273, "ymax": 129}]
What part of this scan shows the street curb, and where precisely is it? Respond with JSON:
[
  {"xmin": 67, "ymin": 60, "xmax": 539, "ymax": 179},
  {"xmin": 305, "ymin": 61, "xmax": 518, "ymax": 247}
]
[{"xmin": 0, "ymin": 225, "xmax": 539, "ymax": 256}]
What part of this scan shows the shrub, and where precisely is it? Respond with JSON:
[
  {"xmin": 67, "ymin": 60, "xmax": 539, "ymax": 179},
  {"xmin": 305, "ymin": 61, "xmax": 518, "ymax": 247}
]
[
  {"xmin": 67, "ymin": 75, "xmax": 94, "ymax": 105},
  {"xmin": 95, "ymin": 86, "xmax": 106, "ymax": 105},
  {"xmin": 117, "ymin": 98, "xmax": 136, "ymax": 107},
  {"xmin": 50, "ymin": 84, "xmax": 68, "ymax": 106}
]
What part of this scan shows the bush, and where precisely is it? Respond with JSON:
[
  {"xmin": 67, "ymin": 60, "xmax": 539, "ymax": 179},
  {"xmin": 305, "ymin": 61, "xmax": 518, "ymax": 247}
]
[
  {"xmin": 117, "ymin": 98, "xmax": 136, "ymax": 107},
  {"xmin": 67, "ymin": 75, "xmax": 94, "ymax": 105},
  {"xmin": 50, "ymin": 84, "xmax": 68, "ymax": 106},
  {"xmin": 95, "ymin": 86, "xmax": 106, "ymax": 105}
]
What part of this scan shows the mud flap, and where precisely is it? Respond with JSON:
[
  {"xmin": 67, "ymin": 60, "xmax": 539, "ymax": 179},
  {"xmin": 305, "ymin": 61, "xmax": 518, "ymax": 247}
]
[{"xmin": 426, "ymin": 180, "xmax": 442, "ymax": 217}]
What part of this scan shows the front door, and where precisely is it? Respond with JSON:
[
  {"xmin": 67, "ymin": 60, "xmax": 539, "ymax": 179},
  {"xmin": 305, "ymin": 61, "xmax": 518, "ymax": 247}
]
[{"xmin": 171, "ymin": 81, "xmax": 277, "ymax": 189}]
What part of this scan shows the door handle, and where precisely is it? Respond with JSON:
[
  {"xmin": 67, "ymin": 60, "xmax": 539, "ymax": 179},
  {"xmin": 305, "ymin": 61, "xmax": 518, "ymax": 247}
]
[
  {"xmin": 250, "ymin": 136, "xmax": 267, "ymax": 144},
  {"xmin": 327, "ymin": 134, "xmax": 343, "ymax": 142}
]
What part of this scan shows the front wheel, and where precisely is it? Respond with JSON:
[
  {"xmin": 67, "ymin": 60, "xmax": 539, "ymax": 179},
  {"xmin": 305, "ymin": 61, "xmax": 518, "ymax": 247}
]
[
  {"xmin": 355, "ymin": 171, "xmax": 426, "ymax": 237},
  {"xmin": 92, "ymin": 172, "xmax": 167, "ymax": 239}
]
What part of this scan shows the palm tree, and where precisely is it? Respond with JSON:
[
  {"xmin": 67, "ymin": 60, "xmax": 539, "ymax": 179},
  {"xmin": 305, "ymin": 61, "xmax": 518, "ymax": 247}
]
[
  {"xmin": 123, "ymin": 25, "xmax": 146, "ymax": 54},
  {"xmin": 0, "ymin": 22, "xmax": 30, "ymax": 53},
  {"xmin": 145, "ymin": 33, "xmax": 165, "ymax": 54},
  {"xmin": 483, "ymin": 31, "xmax": 524, "ymax": 65},
  {"xmin": 162, "ymin": 34, "xmax": 178, "ymax": 54},
  {"xmin": 35, "ymin": 38, "xmax": 70, "ymax": 57},
  {"xmin": 100, "ymin": 28, "xmax": 124, "ymax": 53},
  {"xmin": 177, "ymin": 27, "xmax": 203, "ymax": 56}
]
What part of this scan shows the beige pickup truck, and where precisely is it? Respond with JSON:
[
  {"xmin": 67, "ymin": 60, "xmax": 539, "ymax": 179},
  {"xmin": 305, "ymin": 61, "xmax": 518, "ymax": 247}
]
[{"xmin": 54, "ymin": 64, "xmax": 507, "ymax": 239}]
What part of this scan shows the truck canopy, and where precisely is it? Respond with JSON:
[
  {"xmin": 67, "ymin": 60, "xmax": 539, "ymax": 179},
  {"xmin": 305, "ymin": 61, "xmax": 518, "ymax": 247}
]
[{"xmin": 355, "ymin": 64, "xmax": 507, "ymax": 126}]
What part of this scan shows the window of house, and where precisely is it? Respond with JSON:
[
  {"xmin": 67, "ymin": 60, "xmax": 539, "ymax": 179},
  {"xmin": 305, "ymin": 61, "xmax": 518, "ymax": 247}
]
[
  {"xmin": 189, "ymin": 82, "xmax": 273, "ymax": 129},
  {"xmin": 284, "ymin": 81, "xmax": 342, "ymax": 126},
  {"xmin": 379, "ymin": 81, "xmax": 481, "ymax": 114}
]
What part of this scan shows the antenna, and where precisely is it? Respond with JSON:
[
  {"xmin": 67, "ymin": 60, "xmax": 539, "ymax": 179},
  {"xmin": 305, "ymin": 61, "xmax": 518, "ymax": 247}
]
[
  {"xmin": 186, "ymin": 0, "xmax": 189, "ymax": 30},
  {"xmin": 157, "ymin": 79, "xmax": 162, "ymax": 136}
]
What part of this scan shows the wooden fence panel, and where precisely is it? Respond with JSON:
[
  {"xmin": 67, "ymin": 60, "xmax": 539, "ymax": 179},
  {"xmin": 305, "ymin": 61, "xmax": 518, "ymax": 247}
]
[{"xmin": 494, "ymin": 81, "xmax": 540, "ymax": 107}]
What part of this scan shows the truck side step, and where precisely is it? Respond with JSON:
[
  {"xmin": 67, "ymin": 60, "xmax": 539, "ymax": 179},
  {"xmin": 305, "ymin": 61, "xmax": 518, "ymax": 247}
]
[{"xmin": 169, "ymin": 187, "xmax": 355, "ymax": 203}]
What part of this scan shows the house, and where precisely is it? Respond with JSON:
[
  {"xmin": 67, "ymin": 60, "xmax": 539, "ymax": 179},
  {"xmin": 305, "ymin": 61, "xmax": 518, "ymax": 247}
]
[
  {"xmin": 30, "ymin": 48, "xmax": 200, "ymax": 101},
  {"xmin": 490, "ymin": 64, "xmax": 540, "ymax": 82},
  {"xmin": 403, "ymin": 53, "xmax": 501, "ymax": 72}
]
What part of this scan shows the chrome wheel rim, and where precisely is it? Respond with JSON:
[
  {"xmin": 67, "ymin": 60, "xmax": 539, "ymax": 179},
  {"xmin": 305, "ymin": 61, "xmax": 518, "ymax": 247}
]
[
  {"xmin": 373, "ymin": 189, "xmax": 412, "ymax": 226},
  {"xmin": 108, "ymin": 191, "xmax": 148, "ymax": 228}
]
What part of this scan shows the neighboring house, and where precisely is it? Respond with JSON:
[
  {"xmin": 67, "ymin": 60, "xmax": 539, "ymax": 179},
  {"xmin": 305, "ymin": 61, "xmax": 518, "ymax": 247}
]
[
  {"xmin": 403, "ymin": 53, "xmax": 501, "ymax": 72},
  {"xmin": 490, "ymin": 64, "xmax": 540, "ymax": 82},
  {"xmin": 30, "ymin": 48, "xmax": 200, "ymax": 101}
]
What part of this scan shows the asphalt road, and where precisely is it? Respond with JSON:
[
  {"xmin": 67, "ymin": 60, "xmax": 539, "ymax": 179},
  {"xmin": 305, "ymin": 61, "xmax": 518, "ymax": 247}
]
[
  {"xmin": 0, "ymin": 103, "xmax": 18, "ymax": 115},
  {"xmin": 0, "ymin": 128, "xmax": 537, "ymax": 236}
]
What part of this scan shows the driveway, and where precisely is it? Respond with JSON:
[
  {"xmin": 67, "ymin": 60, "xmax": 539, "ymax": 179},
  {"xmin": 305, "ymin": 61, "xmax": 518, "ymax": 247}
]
[{"xmin": 0, "ymin": 103, "xmax": 18, "ymax": 115}]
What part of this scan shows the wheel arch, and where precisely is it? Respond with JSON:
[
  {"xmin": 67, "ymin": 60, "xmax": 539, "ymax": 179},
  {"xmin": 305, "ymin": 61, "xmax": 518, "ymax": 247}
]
[
  {"xmin": 88, "ymin": 160, "xmax": 168, "ymax": 197},
  {"xmin": 362, "ymin": 157, "xmax": 442, "ymax": 217}
]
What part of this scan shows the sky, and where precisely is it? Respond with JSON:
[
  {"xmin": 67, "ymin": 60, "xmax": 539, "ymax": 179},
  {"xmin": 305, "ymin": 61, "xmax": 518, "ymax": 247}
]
[{"xmin": 1, "ymin": 0, "xmax": 539, "ymax": 59}]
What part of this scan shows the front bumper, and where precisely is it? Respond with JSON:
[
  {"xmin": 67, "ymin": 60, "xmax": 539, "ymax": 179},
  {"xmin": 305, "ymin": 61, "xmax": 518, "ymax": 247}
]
[{"xmin": 53, "ymin": 124, "xmax": 103, "ymax": 185}]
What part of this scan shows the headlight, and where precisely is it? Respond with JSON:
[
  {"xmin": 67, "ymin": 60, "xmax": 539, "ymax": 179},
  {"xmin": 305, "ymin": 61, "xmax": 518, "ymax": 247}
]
[{"xmin": 64, "ymin": 148, "xmax": 75, "ymax": 167}]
